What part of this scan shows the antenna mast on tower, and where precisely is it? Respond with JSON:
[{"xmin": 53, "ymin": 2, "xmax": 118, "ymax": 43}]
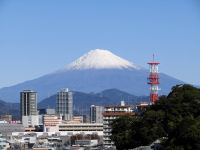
[{"xmin": 147, "ymin": 54, "xmax": 160, "ymax": 103}]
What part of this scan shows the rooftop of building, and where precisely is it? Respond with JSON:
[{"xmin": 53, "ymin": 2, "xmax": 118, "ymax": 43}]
[
  {"xmin": 102, "ymin": 112, "xmax": 135, "ymax": 116},
  {"xmin": 104, "ymin": 105, "xmax": 134, "ymax": 108},
  {"xmin": 136, "ymin": 102, "xmax": 149, "ymax": 106}
]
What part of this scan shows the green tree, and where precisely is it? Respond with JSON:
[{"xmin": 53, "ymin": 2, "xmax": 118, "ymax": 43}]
[
  {"xmin": 111, "ymin": 84, "xmax": 200, "ymax": 150},
  {"xmin": 111, "ymin": 114, "xmax": 135, "ymax": 150}
]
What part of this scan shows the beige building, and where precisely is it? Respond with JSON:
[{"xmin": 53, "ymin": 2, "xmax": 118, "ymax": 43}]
[
  {"xmin": 136, "ymin": 102, "xmax": 149, "ymax": 114},
  {"xmin": 0, "ymin": 115, "xmax": 12, "ymax": 123},
  {"xmin": 59, "ymin": 123, "xmax": 103, "ymax": 135},
  {"xmin": 102, "ymin": 101, "xmax": 135, "ymax": 147},
  {"xmin": 43, "ymin": 115, "xmax": 62, "ymax": 132}
]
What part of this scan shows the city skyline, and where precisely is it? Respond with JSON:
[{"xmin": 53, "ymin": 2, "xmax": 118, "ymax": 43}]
[{"xmin": 0, "ymin": 0, "xmax": 200, "ymax": 88}]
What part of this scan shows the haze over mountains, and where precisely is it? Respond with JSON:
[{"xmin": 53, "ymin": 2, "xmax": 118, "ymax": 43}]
[{"xmin": 0, "ymin": 49, "xmax": 184, "ymax": 102}]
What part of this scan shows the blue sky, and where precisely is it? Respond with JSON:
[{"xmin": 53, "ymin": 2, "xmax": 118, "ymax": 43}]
[{"xmin": 0, "ymin": 0, "xmax": 200, "ymax": 88}]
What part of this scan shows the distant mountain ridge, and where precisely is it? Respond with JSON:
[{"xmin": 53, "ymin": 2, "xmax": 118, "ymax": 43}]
[
  {"xmin": 0, "ymin": 49, "xmax": 184, "ymax": 102},
  {"xmin": 0, "ymin": 100, "xmax": 20, "ymax": 120},
  {"xmin": 0, "ymin": 89, "xmax": 149, "ymax": 118},
  {"xmin": 38, "ymin": 88, "xmax": 149, "ymax": 114}
]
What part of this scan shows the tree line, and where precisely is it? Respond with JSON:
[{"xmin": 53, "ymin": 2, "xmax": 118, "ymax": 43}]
[{"xmin": 111, "ymin": 84, "xmax": 200, "ymax": 150}]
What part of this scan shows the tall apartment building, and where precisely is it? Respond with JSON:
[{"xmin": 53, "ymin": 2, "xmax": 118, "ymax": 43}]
[
  {"xmin": 102, "ymin": 101, "xmax": 135, "ymax": 147},
  {"xmin": 56, "ymin": 88, "xmax": 73, "ymax": 120},
  {"xmin": 20, "ymin": 90, "xmax": 37, "ymax": 118},
  {"xmin": 90, "ymin": 105, "xmax": 104, "ymax": 123},
  {"xmin": 20, "ymin": 90, "xmax": 38, "ymax": 127}
]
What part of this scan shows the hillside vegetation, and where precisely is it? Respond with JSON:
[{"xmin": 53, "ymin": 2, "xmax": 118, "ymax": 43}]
[
  {"xmin": 111, "ymin": 84, "xmax": 200, "ymax": 150},
  {"xmin": 38, "ymin": 89, "xmax": 149, "ymax": 114},
  {"xmin": 0, "ymin": 100, "xmax": 20, "ymax": 120}
]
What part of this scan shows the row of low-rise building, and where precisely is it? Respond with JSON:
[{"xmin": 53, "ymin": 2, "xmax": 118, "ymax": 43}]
[
  {"xmin": 0, "ymin": 87, "xmax": 149, "ymax": 149},
  {"xmin": 102, "ymin": 101, "xmax": 135, "ymax": 147}
]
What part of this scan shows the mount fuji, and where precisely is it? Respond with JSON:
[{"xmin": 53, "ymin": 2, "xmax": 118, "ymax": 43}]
[
  {"xmin": 0, "ymin": 49, "xmax": 184, "ymax": 102},
  {"xmin": 62, "ymin": 49, "xmax": 140, "ymax": 70}
]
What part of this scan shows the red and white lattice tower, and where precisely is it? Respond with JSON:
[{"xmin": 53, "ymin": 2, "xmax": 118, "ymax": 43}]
[{"xmin": 147, "ymin": 54, "xmax": 160, "ymax": 103}]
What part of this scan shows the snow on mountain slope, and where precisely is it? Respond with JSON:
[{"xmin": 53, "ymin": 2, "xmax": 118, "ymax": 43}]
[
  {"xmin": 63, "ymin": 49, "xmax": 140, "ymax": 70},
  {"xmin": 0, "ymin": 49, "xmax": 185, "ymax": 103}
]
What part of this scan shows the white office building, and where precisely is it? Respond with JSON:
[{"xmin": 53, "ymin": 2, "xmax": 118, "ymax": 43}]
[
  {"xmin": 56, "ymin": 88, "xmax": 73, "ymax": 120},
  {"xmin": 22, "ymin": 115, "xmax": 39, "ymax": 128},
  {"xmin": 102, "ymin": 101, "xmax": 135, "ymax": 147}
]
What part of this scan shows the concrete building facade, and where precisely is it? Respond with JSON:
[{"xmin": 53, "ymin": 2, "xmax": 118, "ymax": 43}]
[
  {"xmin": 136, "ymin": 102, "xmax": 149, "ymax": 115},
  {"xmin": 38, "ymin": 108, "xmax": 56, "ymax": 115},
  {"xmin": 43, "ymin": 115, "xmax": 62, "ymax": 132},
  {"xmin": 56, "ymin": 88, "xmax": 73, "ymax": 120},
  {"xmin": 22, "ymin": 115, "xmax": 39, "ymax": 128},
  {"xmin": 102, "ymin": 101, "xmax": 135, "ymax": 147},
  {"xmin": 0, "ymin": 124, "xmax": 25, "ymax": 134},
  {"xmin": 59, "ymin": 123, "xmax": 103, "ymax": 135},
  {"xmin": 20, "ymin": 90, "xmax": 37, "ymax": 118},
  {"xmin": 0, "ymin": 115, "xmax": 12, "ymax": 123},
  {"xmin": 90, "ymin": 105, "xmax": 104, "ymax": 123}
]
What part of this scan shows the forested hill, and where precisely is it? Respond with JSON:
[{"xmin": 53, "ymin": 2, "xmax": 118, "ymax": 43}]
[
  {"xmin": 111, "ymin": 84, "xmax": 200, "ymax": 150},
  {"xmin": 0, "ymin": 100, "xmax": 20, "ymax": 120},
  {"xmin": 38, "ymin": 88, "xmax": 149, "ymax": 114}
]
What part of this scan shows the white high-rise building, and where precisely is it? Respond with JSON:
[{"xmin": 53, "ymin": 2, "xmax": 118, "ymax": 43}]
[
  {"xmin": 102, "ymin": 101, "xmax": 135, "ymax": 147},
  {"xmin": 56, "ymin": 88, "xmax": 73, "ymax": 120}
]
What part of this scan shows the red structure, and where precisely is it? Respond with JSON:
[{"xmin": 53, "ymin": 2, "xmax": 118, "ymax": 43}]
[{"xmin": 147, "ymin": 54, "xmax": 160, "ymax": 103}]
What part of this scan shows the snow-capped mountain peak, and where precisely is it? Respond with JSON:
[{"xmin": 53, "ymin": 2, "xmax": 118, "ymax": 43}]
[{"xmin": 63, "ymin": 49, "xmax": 140, "ymax": 70}]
